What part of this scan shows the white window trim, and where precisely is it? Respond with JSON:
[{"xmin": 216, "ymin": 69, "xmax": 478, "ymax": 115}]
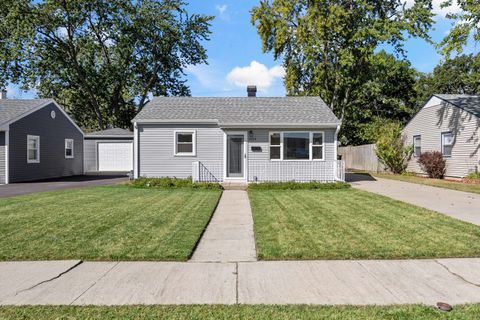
[
  {"xmin": 174, "ymin": 130, "xmax": 196, "ymax": 157},
  {"xmin": 27, "ymin": 135, "xmax": 40, "ymax": 164},
  {"xmin": 441, "ymin": 132, "xmax": 453, "ymax": 157},
  {"xmin": 311, "ymin": 131, "xmax": 325, "ymax": 161},
  {"xmin": 269, "ymin": 131, "xmax": 325, "ymax": 161},
  {"xmin": 65, "ymin": 139, "xmax": 74, "ymax": 159},
  {"xmin": 413, "ymin": 135, "xmax": 421, "ymax": 157}
]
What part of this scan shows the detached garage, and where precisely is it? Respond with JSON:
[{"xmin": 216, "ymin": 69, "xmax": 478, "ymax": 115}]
[{"xmin": 84, "ymin": 128, "xmax": 133, "ymax": 173}]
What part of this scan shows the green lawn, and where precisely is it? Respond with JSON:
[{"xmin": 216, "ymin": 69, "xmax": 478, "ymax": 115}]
[
  {"xmin": 0, "ymin": 186, "xmax": 221, "ymax": 261},
  {"xmin": 249, "ymin": 188, "xmax": 480, "ymax": 260},
  {"xmin": 369, "ymin": 172, "xmax": 480, "ymax": 194},
  {"xmin": 1, "ymin": 305, "xmax": 479, "ymax": 319}
]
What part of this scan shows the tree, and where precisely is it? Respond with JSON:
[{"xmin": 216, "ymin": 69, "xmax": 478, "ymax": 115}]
[
  {"xmin": 440, "ymin": 1, "xmax": 480, "ymax": 56},
  {"xmin": 0, "ymin": 0, "xmax": 213, "ymax": 130},
  {"xmin": 251, "ymin": 0, "xmax": 434, "ymax": 144},
  {"xmin": 415, "ymin": 54, "xmax": 480, "ymax": 107},
  {"xmin": 375, "ymin": 122, "xmax": 412, "ymax": 174}
]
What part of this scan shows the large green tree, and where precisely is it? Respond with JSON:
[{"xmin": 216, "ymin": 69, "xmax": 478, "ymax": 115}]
[
  {"xmin": 0, "ymin": 0, "xmax": 213, "ymax": 130},
  {"xmin": 251, "ymin": 0, "xmax": 434, "ymax": 144},
  {"xmin": 415, "ymin": 54, "xmax": 480, "ymax": 107}
]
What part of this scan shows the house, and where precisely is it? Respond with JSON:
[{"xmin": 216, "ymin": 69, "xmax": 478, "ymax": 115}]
[
  {"xmin": 403, "ymin": 94, "xmax": 480, "ymax": 178},
  {"xmin": 132, "ymin": 87, "xmax": 344, "ymax": 182},
  {"xmin": 84, "ymin": 128, "xmax": 133, "ymax": 172},
  {"xmin": 0, "ymin": 95, "xmax": 84, "ymax": 184}
]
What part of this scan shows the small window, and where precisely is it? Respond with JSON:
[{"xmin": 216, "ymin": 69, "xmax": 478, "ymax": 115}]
[
  {"xmin": 174, "ymin": 131, "xmax": 196, "ymax": 156},
  {"xmin": 27, "ymin": 135, "xmax": 40, "ymax": 163},
  {"xmin": 269, "ymin": 132, "xmax": 281, "ymax": 160},
  {"xmin": 65, "ymin": 139, "xmax": 74, "ymax": 158},
  {"xmin": 312, "ymin": 132, "xmax": 324, "ymax": 160},
  {"xmin": 413, "ymin": 135, "xmax": 421, "ymax": 157},
  {"xmin": 442, "ymin": 132, "xmax": 453, "ymax": 157}
]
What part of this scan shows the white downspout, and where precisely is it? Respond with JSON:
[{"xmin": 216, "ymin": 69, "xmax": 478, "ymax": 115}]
[
  {"xmin": 334, "ymin": 124, "xmax": 341, "ymax": 181},
  {"xmin": 5, "ymin": 129, "xmax": 9, "ymax": 184},
  {"xmin": 133, "ymin": 122, "xmax": 139, "ymax": 179}
]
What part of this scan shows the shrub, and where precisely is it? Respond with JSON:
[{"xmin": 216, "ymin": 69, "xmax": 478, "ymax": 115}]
[
  {"xmin": 130, "ymin": 177, "xmax": 222, "ymax": 190},
  {"xmin": 375, "ymin": 122, "xmax": 413, "ymax": 174},
  {"xmin": 417, "ymin": 151, "xmax": 446, "ymax": 179},
  {"xmin": 248, "ymin": 181, "xmax": 351, "ymax": 190},
  {"xmin": 466, "ymin": 171, "xmax": 480, "ymax": 180}
]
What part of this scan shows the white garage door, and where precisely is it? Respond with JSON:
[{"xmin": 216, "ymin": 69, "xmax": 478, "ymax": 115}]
[{"xmin": 98, "ymin": 142, "xmax": 133, "ymax": 171}]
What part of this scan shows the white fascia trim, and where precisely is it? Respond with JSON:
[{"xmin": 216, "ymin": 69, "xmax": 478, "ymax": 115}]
[
  {"xmin": 133, "ymin": 119, "xmax": 219, "ymax": 124},
  {"xmin": 85, "ymin": 135, "xmax": 134, "ymax": 139},
  {"xmin": 220, "ymin": 123, "xmax": 341, "ymax": 129}
]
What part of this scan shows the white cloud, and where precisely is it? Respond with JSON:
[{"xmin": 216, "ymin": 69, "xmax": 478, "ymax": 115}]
[
  {"xmin": 226, "ymin": 61, "xmax": 285, "ymax": 91},
  {"xmin": 402, "ymin": 0, "xmax": 460, "ymax": 18},
  {"xmin": 215, "ymin": 4, "xmax": 229, "ymax": 21}
]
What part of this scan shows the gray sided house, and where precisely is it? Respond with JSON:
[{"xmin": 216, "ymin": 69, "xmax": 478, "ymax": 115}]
[
  {"xmin": 0, "ymin": 98, "xmax": 84, "ymax": 184},
  {"xmin": 403, "ymin": 94, "xmax": 480, "ymax": 178},
  {"xmin": 84, "ymin": 128, "xmax": 133, "ymax": 172},
  {"xmin": 132, "ymin": 92, "xmax": 344, "ymax": 183}
]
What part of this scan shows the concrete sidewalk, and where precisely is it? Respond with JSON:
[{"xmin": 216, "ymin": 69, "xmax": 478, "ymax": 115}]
[
  {"xmin": 190, "ymin": 190, "xmax": 257, "ymax": 262},
  {"xmin": 350, "ymin": 176, "xmax": 480, "ymax": 225},
  {"xmin": 2, "ymin": 258, "xmax": 480, "ymax": 305}
]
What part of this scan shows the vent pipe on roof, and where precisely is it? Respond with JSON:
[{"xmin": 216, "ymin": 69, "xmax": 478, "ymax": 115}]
[
  {"xmin": 247, "ymin": 85, "xmax": 257, "ymax": 97},
  {"xmin": 0, "ymin": 90, "xmax": 6, "ymax": 99}
]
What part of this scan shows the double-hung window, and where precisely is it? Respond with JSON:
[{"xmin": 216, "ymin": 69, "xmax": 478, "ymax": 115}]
[
  {"xmin": 65, "ymin": 139, "xmax": 74, "ymax": 158},
  {"xmin": 174, "ymin": 130, "xmax": 196, "ymax": 156},
  {"xmin": 27, "ymin": 135, "xmax": 40, "ymax": 163},
  {"xmin": 441, "ymin": 132, "xmax": 453, "ymax": 157},
  {"xmin": 269, "ymin": 131, "xmax": 325, "ymax": 161},
  {"xmin": 413, "ymin": 135, "xmax": 421, "ymax": 157}
]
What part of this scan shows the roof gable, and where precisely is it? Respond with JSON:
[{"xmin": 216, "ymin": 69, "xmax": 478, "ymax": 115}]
[
  {"xmin": 133, "ymin": 96, "xmax": 340, "ymax": 126},
  {"xmin": 433, "ymin": 94, "xmax": 480, "ymax": 118},
  {"xmin": 0, "ymin": 99, "xmax": 53, "ymax": 126}
]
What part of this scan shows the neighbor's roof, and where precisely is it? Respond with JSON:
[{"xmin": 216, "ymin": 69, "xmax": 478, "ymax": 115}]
[
  {"xmin": 133, "ymin": 97, "xmax": 340, "ymax": 127},
  {"xmin": 0, "ymin": 99, "xmax": 54, "ymax": 126},
  {"xmin": 86, "ymin": 128, "xmax": 133, "ymax": 137},
  {"xmin": 434, "ymin": 94, "xmax": 480, "ymax": 118}
]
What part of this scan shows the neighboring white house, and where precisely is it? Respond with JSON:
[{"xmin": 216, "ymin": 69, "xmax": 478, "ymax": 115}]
[
  {"xmin": 403, "ymin": 94, "xmax": 480, "ymax": 178},
  {"xmin": 132, "ymin": 87, "xmax": 344, "ymax": 182}
]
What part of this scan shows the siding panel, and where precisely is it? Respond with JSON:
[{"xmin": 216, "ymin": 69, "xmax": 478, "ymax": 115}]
[
  {"xmin": 9, "ymin": 103, "xmax": 84, "ymax": 182},
  {"xmin": 403, "ymin": 102, "xmax": 480, "ymax": 177},
  {"xmin": 0, "ymin": 132, "xmax": 5, "ymax": 184}
]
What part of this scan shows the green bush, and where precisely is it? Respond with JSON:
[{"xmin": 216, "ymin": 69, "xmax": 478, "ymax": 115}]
[
  {"xmin": 130, "ymin": 177, "xmax": 222, "ymax": 190},
  {"xmin": 248, "ymin": 181, "xmax": 351, "ymax": 190},
  {"xmin": 466, "ymin": 171, "xmax": 480, "ymax": 179},
  {"xmin": 375, "ymin": 122, "xmax": 413, "ymax": 174}
]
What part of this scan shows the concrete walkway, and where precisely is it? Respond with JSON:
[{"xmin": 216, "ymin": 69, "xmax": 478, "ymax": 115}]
[
  {"xmin": 350, "ymin": 176, "xmax": 480, "ymax": 225},
  {"xmin": 2, "ymin": 258, "xmax": 480, "ymax": 305},
  {"xmin": 190, "ymin": 190, "xmax": 257, "ymax": 262}
]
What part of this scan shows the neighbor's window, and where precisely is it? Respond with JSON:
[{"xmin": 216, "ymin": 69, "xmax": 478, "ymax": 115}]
[
  {"xmin": 27, "ymin": 135, "xmax": 40, "ymax": 163},
  {"xmin": 442, "ymin": 132, "xmax": 453, "ymax": 157},
  {"xmin": 312, "ymin": 132, "xmax": 324, "ymax": 160},
  {"xmin": 65, "ymin": 139, "xmax": 74, "ymax": 158},
  {"xmin": 413, "ymin": 135, "xmax": 421, "ymax": 157},
  {"xmin": 174, "ymin": 131, "xmax": 196, "ymax": 156},
  {"xmin": 269, "ymin": 132, "xmax": 281, "ymax": 160},
  {"xmin": 284, "ymin": 132, "xmax": 309, "ymax": 160}
]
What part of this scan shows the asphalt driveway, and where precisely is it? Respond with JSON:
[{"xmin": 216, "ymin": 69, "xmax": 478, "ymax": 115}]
[
  {"xmin": 348, "ymin": 173, "xmax": 480, "ymax": 225},
  {"xmin": 0, "ymin": 174, "xmax": 128, "ymax": 198}
]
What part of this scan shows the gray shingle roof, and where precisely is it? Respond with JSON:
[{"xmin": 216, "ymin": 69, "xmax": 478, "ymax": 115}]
[
  {"xmin": 434, "ymin": 94, "xmax": 480, "ymax": 118},
  {"xmin": 0, "ymin": 99, "xmax": 53, "ymax": 126},
  {"xmin": 133, "ymin": 97, "xmax": 340, "ymax": 126},
  {"xmin": 86, "ymin": 128, "xmax": 133, "ymax": 137}
]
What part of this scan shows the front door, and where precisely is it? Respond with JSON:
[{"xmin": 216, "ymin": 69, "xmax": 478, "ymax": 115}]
[{"xmin": 227, "ymin": 134, "xmax": 245, "ymax": 178}]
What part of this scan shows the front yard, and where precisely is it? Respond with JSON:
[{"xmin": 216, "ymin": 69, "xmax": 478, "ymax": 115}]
[
  {"xmin": 249, "ymin": 188, "xmax": 480, "ymax": 260},
  {"xmin": 1, "ymin": 305, "xmax": 479, "ymax": 319},
  {"xmin": 0, "ymin": 185, "xmax": 221, "ymax": 261}
]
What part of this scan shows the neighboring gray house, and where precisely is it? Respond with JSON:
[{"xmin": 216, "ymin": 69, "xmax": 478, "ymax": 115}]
[
  {"xmin": 84, "ymin": 128, "xmax": 133, "ymax": 172},
  {"xmin": 132, "ymin": 88, "xmax": 344, "ymax": 182},
  {"xmin": 0, "ymin": 98, "xmax": 84, "ymax": 184},
  {"xmin": 403, "ymin": 94, "xmax": 480, "ymax": 178}
]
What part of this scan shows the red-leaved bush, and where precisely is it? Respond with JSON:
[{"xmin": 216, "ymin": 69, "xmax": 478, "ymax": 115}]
[{"xmin": 417, "ymin": 151, "xmax": 446, "ymax": 179}]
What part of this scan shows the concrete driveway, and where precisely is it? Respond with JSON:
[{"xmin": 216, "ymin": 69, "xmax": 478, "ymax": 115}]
[
  {"xmin": 348, "ymin": 173, "xmax": 480, "ymax": 225},
  {"xmin": 0, "ymin": 174, "xmax": 128, "ymax": 198}
]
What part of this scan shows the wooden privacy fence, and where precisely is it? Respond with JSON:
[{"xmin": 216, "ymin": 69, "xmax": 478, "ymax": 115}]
[{"xmin": 338, "ymin": 144, "xmax": 385, "ymax": 173}]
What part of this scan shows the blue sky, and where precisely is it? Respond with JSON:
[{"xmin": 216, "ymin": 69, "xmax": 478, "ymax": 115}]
[{"xmin": 7, "ymin": 0, "xmax": 479, "ymax": 99}]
